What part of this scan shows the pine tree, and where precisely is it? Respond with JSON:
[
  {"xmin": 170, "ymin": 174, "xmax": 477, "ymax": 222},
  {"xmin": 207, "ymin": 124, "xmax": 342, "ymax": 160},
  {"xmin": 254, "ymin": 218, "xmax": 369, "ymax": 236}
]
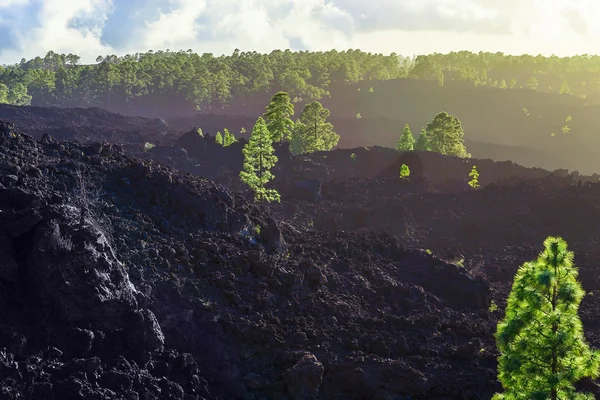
[
  {"xmin": 223, "ymin": 128, "xmax": 237, "ymax": 146},
  {"xmin": 294, "ymin": 101, "xmax": 339, "ymax": 154},
  {"xmin": 415, "ymin": 128, "xmax": 430, "ymax": 151},
  {"xmin": 500, "ymin": 79, "xmax": 507, "ymax": 89},
  {"xmin": 397, "ymin": 124, "xmax": 415, "ymax": 151},
  {"xmin": 215, "ymin": 131, "xmax": 223, "ymax": 145},
  {"xmin": 468, "ymin": 166, "xmax": 479, "ymax": 189},
  {"xmin": 494, "ymin": 237, "xmax": 600, "ymax": 400},
  {"xmin": 560, "ymin": 79, "xmax": 571, "ymax": 95},
  {"xmin": 426, "ymin": 112, "xmax": 469, "ymax": 157},
  {"xmin": 510, "ymin": 78, "xmax": 517, "ymax": 89},
  {"xmin": 526, "ymin": 77, "xmax": 539, "ymax": 90},
  {"xmin": 264, "ymin": 91, "xmax": 295, "ymax": 142},
  {"xmin": 400, "ymin": 164, "xmax": 410, "ymax": 178},
  {"xmin": 239, "ymin": 117, "xmax": 280, "ymax": 204}
]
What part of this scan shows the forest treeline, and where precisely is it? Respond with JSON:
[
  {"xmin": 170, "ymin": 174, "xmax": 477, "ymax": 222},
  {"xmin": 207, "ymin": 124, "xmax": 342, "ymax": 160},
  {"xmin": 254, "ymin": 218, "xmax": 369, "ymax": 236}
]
[{"xmin": 2, "ymin": 49, "xmax": 600, "ymax": 113}]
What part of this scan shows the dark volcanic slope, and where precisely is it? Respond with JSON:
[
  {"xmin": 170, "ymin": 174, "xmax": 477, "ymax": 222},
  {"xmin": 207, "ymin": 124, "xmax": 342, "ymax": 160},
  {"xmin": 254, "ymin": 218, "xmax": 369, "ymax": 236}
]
[
  {"xmin": 0, "ymin": 120, "xmax": 498, "ymax": 400},
  {"xmin": 0, "ymin": 104, "xmax": 174, "ymax": 152}
]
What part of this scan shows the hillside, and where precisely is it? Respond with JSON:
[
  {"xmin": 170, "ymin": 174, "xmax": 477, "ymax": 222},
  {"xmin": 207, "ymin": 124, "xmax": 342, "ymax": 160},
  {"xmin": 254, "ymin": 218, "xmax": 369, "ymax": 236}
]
[{"xmin": 2, "ymin": 112, "xmax": 600, "ymax": 399}]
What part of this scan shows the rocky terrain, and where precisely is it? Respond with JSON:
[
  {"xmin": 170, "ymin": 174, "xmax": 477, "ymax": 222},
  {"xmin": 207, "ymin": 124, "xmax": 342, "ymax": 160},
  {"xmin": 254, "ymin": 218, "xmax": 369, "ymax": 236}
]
[{"xmin": 2, "ymin": 104, "xmax": 600, "ymax": 400}]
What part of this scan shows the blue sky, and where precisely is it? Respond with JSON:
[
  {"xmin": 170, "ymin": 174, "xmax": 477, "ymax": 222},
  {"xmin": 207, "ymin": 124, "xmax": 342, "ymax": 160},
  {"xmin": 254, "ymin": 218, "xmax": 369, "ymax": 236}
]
[{"xmin": 0, "ymin": 0, "xmax": 599, "ymax": 64}]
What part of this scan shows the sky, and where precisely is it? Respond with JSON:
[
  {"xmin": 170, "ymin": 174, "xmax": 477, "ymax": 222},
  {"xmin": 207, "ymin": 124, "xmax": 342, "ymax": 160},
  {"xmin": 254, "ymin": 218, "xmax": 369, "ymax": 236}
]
[{"xmin": 0, "ymin": 0, "xmax": 599, "ymax": 64}]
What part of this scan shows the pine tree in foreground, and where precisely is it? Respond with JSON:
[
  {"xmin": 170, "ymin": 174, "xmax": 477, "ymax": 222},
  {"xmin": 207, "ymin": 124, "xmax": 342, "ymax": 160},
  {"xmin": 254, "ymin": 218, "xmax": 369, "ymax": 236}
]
[
  {"xmin": 397, "ymin": 124, "xmax": 415, "ymax": 151},
  {"xmin": 493, "ymin": 236, "xmax": 600, "ymax": 400},
  {"xmin": 239, "ymin": 117, "xmax": 280, "ymax": 204}
]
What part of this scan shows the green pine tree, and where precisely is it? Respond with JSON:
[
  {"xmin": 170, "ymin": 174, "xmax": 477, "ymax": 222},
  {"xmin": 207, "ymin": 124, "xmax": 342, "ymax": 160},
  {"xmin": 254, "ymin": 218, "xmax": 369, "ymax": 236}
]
[
  {"xmin": 293, "ymin": 101, "xmax": 339, "ymax": 154},
  {"xmin": 426, "ymin": 112, "xmax": 469, "ymax": 157},
  {"xmin": 264, "ymin": 91, "xmax": 295, "ymax": 142},
  {"xmin": 468, "ymin": 166, "xmax": 479, "ymax": 189},
  {"xmin": 223, "ymin": 128, "xmax": 237, "ymax": 146},
  {"xmin": 500, "ymin": 79, "xmax": 507, "ymax": 89},
  {"xmin": 493, "ymin": 237, "xmax": 600, "ymax": 400},
  {"xmin": 397, "ymin": 124, "xmax": 416, "ymax": 151},
  {"xmin": 415, "ymin": 128, "xmax": 430, "ymax": 151},
  {"xmin": 560, "ymin": 79, "xmax": 571, "ymax": 95},
  {"xmin": 239, "ymin": 117, "xmax": 280, "ymax": 204},
  {"xmin": 215, "ymin": 131, "xmax": 223, "ymax": 145},
  {"xmin": 400, "ymin": 164, "xmax": 410, "ymax": 178}
]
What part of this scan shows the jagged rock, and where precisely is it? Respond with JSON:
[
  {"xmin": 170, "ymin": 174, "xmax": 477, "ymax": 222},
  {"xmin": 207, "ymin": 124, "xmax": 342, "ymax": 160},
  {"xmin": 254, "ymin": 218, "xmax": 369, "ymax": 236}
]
[
  {"xmin": 288, "ymin": 179, "xmax": 321, "ymax": 202},
  {"xmin": 282, "ymin": 354, "xmax": 324, "ymax": 400}
]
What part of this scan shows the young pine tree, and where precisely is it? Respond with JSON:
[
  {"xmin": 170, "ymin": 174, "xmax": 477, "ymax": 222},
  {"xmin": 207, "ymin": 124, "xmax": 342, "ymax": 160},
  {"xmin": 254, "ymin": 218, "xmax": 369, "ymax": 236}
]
[
  {"xmin": 493, "ymin": 237, "xmax": 600, "ymax": 400},
  {"xmin": 397, "ymin": 124, "xmax": 415, "ymax": 151},
  {"xmin": 239, "ymin": 117, "xmax": 280, "ymax": 204},
  {"xmin": 264, "ymin": 91, "xmax": 295, "ymax": 142},
  {"xmin": 399, "ymin": 164, "xmax": 410, "ymax": 179},
  {"xmin": 215, "ymin": 131, "xmax": 223, "ymax": 145},
  {"xmin": 223, "ymin": 128, "xmax": 237, "ymax": 146},
  {"xmin": 468, "ymin": 166, "xmax": 479, "ymax": 189}
]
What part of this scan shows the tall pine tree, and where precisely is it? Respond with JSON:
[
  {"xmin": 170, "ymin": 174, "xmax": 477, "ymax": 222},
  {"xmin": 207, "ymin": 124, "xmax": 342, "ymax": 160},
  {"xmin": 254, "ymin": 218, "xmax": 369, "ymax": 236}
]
[
  {"xmin": 397, "ymin": 124, "xmax": 415, "ymax": 151},
  {"xmin": 293, "ymin": 101, "xmax": 339, "ymax": 154},
  {"xmin": 239, "ymin": 117, "xmax": 280, "ymax": 204},
  {"xmin": 494, "ymin": 237, "xmax": 600, "ymax": 400},
  {"xmin": 264, "ymin": 91, "xmax": 295, "ymax": 142},
  {"xmin": 415, "ymin": 128, "xmax": 430, "ymax": 151},
  {"xmin": 426, "ymin": 112, "xmax": 469, "ymax": 157}
]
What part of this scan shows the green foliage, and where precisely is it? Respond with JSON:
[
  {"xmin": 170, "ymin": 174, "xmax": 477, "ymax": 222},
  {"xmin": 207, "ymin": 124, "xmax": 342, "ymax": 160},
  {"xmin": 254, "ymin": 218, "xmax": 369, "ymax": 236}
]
[
  {"xmin": 239, "ymin": 117, "xmax": 280, "ymax": 204},
  {"xmin": 197, "ymin": 128, "xmax": 204, "ymax": 137},
  {"xmin": 468, "ymin": 166, "xmax": 480, "ymax": 189},
  {"xmin": 500, "ymin": 79, "xmax": 507, "ymax": 89},
  {"xmin": 0, "ymin": 49, "xmax": 409, "ymax": 110},
  {"xmin": 0, "ymin": 83, "xmax": 9, "ymax": 103},
  {"xmin": 526, "ymin": 77, "xmax": 539, "ymax": 90},
  {"xmin": 414, "ymin": 128, "xmax": 430, "ymax": 151},
  {"xmin": 399, "ymin": 164, "xmax": 410, "ymax": 179},
  {"xmin": 0, "ymin": 83, "xmax": 32, "ymax": 105},
  {"xmin": 350, "ymin": 153, "xmax": 356, "ymax": 161},
  {"xmin": 9, "ymin": 50, "xmax": 600, "ymax": 110},
  {"xmin": 369, "ymin": 87, "xmax": 374, "ymax": 93},
  {"xmin": 560, "ymin": 79, "xmax": 571, "ymax": 94},
  {"xmin": 144, "ymin": 142, "xmax": 155, "ymax": 151},
  {"xmin": 397, "ymin": 124, "xmax": 415, "ymax": 151},
  {"xmin": 240, "ymin": 127, "xmax": 246, "ymax": 134},
  {"xmin": 489, "ymin": 300, "xmax": 499, "ymax": 313},
  {"xmin": 356, "ymin": 113, "xmax": 361, "ymax": 119},
  {"xmin": 215, "ymin": 131, "xmax": 223, "ymax": 145},
  {"xmin": 264, "ymin": 91, "xmax": 295, "ymax": 142},
  {"xmin": 223, "ymin": 128, "xmax": 237, "ymax": 146},
  {"xmin": 452, "ymin": 257, "xmax": 465, "ymax": 268},
  {"xmin": 426, "ymin": 112, "xmax": 469, "ymax": 158},
  {"xmin": 493, "ymin": 237, "xmax": 600, "ymax": 400},
  {"xmin": 290, "ymin": 101, "xmax": 339, "ymax": 155}
]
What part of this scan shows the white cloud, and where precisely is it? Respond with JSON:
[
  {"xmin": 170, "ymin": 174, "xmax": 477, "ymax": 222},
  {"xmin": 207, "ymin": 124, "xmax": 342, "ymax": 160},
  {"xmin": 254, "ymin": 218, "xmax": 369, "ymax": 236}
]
[
  {"xmin": 0, "ymin": 0, "xmax": 29, "ymax": 6},
  {"xmin": 1, "ymin": 0, "xmax": 600, "ymax": 64},
  {"xmin": 1, "ymin": 0, "xmax": 113, "ymax": 62},
  {"xmin": 139, "ymin": 0, "xmax": 207, "ymax": 50}
]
